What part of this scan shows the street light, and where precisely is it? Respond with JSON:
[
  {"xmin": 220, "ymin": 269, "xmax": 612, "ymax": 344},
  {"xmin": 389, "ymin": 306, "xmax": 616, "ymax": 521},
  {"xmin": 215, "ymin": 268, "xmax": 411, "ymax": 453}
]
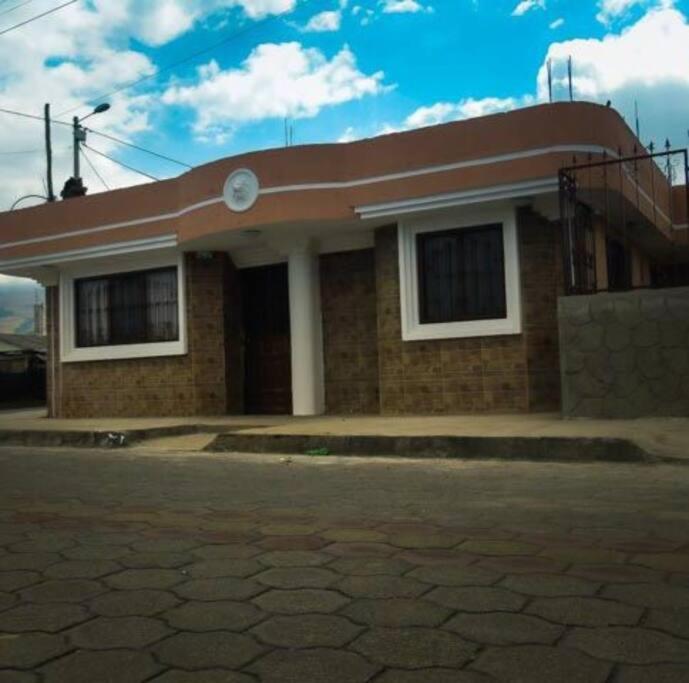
[
  {"xmin": 80, "ymin": 102, "xmax": 111, "ymax": 121},
  {"xmin": 61, "ymin": 102, "xmax": 110, "ymax": 200}
]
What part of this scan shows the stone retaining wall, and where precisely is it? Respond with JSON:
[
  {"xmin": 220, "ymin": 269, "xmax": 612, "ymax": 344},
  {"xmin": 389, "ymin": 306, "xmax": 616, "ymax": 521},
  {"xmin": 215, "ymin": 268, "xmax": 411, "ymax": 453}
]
[{"xmin": 558, "ymin": 287, "xmax": 689, "ymax": 417}]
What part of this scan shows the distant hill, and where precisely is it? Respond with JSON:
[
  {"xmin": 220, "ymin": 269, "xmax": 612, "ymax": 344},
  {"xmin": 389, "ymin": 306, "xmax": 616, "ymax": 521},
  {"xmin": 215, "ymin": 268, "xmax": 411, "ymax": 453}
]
[{"xmin": 0, "ymin": 277, "xmax": 44, "ymax": 334}]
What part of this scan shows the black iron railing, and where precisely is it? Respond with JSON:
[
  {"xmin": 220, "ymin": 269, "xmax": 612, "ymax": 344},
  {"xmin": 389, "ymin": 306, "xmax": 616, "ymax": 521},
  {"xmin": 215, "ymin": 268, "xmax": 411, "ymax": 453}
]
[{"xmin": 559, "ymin": 147, "xmax": 689, "ymax": 295}]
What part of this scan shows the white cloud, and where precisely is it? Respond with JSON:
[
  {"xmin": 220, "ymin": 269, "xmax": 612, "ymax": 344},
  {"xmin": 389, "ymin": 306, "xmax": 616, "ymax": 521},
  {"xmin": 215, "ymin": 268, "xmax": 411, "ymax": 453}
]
[
  {"xmin": 0, "ymin": 6, "xmax": 159, "ymax": 214},
  {"xmin": 596, "ymin": 0, "xmax": 674, "ymax": 24},
  {"xmin": 381, "ymin": 0, "xmax": 429, "ymax": 14},
  {"xmin": 404, "ymin": 96, "xmax": 533, "ymax": 129},
  {"xmin": 537, "ymin": 6, "xmax": 689, "ymax": 147},
  {"xmin": 512, "ymin": 0, "xmax": 546, "ymax": 17},
  {"xmin": 338, "ymin": 126, "xmax": 359, "ymax": 142},
  {"xmin": 352, "ymin": 5, "xmax": 376, "ymax": 25},
  {"xmin": 550, "ymin": 17, "xmax": 565, "ymax": 29},
  {"xmin": 162, "ymin": 43, "xmax": 387, "ymax": 142},
  {"xmin": 108, "ymin": 0, "xmax": 297, "ymax": 46},
  {"xmin": 386, "ymin": 3, "xmax": 689, "ymax": 157},
  {"xmin": 303, "ymin": 10, "xmax": 342, "ymax": 31},
  {"xmin": 0, "ymin": 0, "xmax": 303, "ymax": 214}
]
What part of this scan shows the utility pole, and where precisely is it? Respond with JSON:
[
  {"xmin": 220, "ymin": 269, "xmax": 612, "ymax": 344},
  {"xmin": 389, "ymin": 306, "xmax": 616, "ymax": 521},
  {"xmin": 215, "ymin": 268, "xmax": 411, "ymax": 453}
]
[
  {"xmin": 72, "ymin": 116, "xmax": 85, "ymax": 182},
  {"xmin": 44, "ymin": 103, "xmax": 55, "ymax": 202},
  {"xmin": 60, "ymin": 102, "xmax": 110, "ymax": 200}
]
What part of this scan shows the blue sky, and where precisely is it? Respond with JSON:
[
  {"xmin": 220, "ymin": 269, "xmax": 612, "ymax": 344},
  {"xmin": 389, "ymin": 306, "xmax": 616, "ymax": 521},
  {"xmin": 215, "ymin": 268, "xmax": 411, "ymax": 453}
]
[
  {"xmin": 0, "ymin": 0, "xmax": 688, "ymax": 208},
  {"xmin": 119, "ymin": 0, "xmax": 689, "ymax": 169}
]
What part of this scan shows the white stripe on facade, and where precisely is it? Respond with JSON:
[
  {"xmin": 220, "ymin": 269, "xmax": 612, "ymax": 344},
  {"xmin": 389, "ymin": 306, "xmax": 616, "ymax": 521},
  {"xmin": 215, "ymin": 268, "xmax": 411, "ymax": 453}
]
[
  {"xmin": 259, "ymin": 144, "xmax": 617, "ymax": 195},
  {"xmin": 355, "ymin": 178, "xmax": 559, "ymax": 219},
  {"xmin": 1, "ymin": 198, "xmax": 222, "ymax": 250},
  {"xmin": 0, "ymin": 234, "xmax": 178, "ymax": 270},
  {"xmin": 1, "ymin": 144, "xmax": 619, "ymax": 252},
  {"xmin": 0, "ymin": 143, "xmax": 683, "ymax": 257}
]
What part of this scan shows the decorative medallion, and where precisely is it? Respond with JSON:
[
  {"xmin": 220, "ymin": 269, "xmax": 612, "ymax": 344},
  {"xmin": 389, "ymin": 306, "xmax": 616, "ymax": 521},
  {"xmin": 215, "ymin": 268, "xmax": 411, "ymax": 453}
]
[{"xmin": 223, "ymin": 168, "xmax": 259, "ymax": 212}]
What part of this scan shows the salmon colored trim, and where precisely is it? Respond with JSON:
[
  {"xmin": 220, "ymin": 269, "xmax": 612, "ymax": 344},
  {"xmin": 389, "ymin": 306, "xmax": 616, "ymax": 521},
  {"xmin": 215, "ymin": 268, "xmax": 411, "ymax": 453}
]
[{"xmin": 0, "ymin": 103, "xmax": 668, "ymax": 265}]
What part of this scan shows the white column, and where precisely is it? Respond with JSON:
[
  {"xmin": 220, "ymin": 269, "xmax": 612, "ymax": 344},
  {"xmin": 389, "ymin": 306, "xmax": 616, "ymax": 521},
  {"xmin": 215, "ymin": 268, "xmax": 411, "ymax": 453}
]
[{"xmin": 288, "ymin": 242, "xmax": 325, "ymax": 416}]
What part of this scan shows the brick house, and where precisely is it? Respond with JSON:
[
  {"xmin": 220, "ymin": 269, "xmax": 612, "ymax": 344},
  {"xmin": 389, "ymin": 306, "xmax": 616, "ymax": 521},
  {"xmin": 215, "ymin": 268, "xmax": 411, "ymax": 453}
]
[{"xmin": 0, "ymin": 102, "xmax": 686, "ymax": 418}]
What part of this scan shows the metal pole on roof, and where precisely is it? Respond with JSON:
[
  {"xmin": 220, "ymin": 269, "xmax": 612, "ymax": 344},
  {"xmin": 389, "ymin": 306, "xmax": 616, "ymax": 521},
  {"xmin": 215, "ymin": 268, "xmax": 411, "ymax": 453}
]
[
  {"xmin": 72, "ymin": 116, "xmax": 83, "ymax": 181},
  {"xmin": 567, "ymin": 56, "xmax": 574, "ymax": 102},
  {"xmin": 44, "ymin": 103, "xmax": 55, "ymax": 202}
]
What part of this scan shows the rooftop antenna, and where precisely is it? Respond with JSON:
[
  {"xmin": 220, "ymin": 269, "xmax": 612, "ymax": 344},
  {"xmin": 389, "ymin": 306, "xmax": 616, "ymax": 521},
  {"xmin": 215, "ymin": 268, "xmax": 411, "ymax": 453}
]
[
  {"xmin": 634, "ymin": 100, "xmax": 640, "ymax": 139},
  {"xmin": 284, "ymin": 118, "xmax": 295, "ymax": 147},
  {"xmin": 547, "ymin": 59, "xmax": 553, "ymax": 103},
  {"xmin": 567, "ymin": 56, "xmax": 574, "ymax": 102}
]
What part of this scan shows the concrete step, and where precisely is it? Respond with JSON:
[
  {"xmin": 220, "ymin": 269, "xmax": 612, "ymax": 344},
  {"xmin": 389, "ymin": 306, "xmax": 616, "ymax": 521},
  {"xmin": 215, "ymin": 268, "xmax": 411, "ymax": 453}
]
[{"xmin": 204, "ymin": 432, "xmax": 662, "ymax": 464}]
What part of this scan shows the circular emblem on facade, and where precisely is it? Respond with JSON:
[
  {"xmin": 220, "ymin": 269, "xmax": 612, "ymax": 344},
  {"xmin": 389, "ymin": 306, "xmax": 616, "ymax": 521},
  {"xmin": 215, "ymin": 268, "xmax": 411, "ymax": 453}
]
[{"xmin": 223, "ymin": 168, "xmax": 259, "ymax": 212}]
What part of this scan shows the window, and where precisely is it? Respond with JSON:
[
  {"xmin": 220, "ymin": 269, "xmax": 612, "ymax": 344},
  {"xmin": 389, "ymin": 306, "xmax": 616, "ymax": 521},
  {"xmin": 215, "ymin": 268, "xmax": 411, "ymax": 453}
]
[
  {"xmin": 606, "ymin": 238, "xmax": 632, "ymax": 291},
  {"xmin": 416, "ymin": 224, "xmax": 506, "ymax": 324},
  {"xmin": 398, "ymin": 206, "xmax": 522, "ymax": 341},
  {"xmin": 75, "ymin": 267, "xmax": 178, "ymax": 348}
]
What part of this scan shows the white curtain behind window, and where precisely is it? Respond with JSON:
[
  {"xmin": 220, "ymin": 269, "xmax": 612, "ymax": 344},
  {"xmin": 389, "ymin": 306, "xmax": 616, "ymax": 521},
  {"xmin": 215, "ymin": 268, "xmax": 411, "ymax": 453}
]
[
  {"xmin": 77, "ymin": 279, "xmax": 109, "ymax": 346},
  {"xmin": 146, "ymin": 269, "xmax": 178, "ymax": 341}
]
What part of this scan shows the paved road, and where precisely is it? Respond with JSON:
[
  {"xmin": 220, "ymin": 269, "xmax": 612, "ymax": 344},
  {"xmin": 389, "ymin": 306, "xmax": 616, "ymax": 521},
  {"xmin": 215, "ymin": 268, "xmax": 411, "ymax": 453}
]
[{"xmin": 0, "ymin": 446, "xmax": 688, "ymax": 682}]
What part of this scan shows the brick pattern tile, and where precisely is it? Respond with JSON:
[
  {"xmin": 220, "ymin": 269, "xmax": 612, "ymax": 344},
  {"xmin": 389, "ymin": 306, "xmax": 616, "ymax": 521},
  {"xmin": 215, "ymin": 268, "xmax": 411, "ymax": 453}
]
[
  {"xmin": 374, "ymin": 211, "xmax": 562, "ymax": 415},
  {"xmin": 47, "ymin": 212, "xmax": 562, "ymax": 418},
  {"xmin": 48, "ymin": 252, "xmax": 239, "ymax": 418},
  {"xmin": 320, "ymin": 250, "xmax": 380, "ymax": 414}
]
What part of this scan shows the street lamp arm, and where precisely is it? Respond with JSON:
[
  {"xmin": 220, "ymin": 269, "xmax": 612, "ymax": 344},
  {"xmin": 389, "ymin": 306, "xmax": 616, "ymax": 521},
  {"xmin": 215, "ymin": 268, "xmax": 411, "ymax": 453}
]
[{"xmin": 10, "ymin": 194, "xmax": 48, "ymax": 210}]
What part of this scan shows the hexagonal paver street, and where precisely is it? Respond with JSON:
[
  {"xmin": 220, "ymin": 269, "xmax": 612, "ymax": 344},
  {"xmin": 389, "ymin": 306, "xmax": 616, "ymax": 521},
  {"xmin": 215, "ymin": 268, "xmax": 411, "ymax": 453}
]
[{"xmin": 0, "ymin": 446, "xmax": 688, "ymax": 682}]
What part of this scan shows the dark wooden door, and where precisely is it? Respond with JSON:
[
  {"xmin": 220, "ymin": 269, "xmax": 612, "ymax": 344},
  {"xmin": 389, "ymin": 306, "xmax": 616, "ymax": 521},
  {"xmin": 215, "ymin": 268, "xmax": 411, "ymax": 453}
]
[{"xmin": 241, "ymin": 263, "xmax": 292, "ymax": 414}]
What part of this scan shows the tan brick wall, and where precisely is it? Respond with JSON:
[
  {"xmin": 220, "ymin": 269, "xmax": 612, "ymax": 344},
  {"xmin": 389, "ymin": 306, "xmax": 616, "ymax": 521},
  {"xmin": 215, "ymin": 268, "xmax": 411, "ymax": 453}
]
[
  {"xmin": 223, "ymin": 257, "xmax": 244, "ymax": 414},
  {"xmin": 50, "ymin": 252, "xmax": 241, "ymax": 418},
  {"xmin": 320, "ymin": 250, "xmax": 380, "ymax": 414},
  {"xmin": 519, "ymin": 209, "xmax": 563, "ymax": 411},
  {"xmin": 46, "ymin": 285, "xmax": 59, "ymax": 417},
  {"xmin": 374, "ymin": 212, "xmax": 562, "ymax": 415},
  {"xmin": 46, "ymin": 217, "xmax": 563, "ymax": 418}
]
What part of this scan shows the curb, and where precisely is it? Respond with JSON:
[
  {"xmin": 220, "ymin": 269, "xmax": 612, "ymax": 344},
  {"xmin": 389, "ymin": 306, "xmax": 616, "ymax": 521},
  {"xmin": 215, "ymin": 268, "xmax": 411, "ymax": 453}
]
[
  {"xmin": 204, "ymin": 433, "xmax": 660, "ymax": 464},
  {"xmin": 0, "ymin": 422, "xmax": 269, "ymax": 449},
  {"xmin": 0, "ymin": 427, "xmax": 674, "ymax": 465},
  {"xmin": 0, "ymin": 425, "xmax": 200, "ymax": 449}
]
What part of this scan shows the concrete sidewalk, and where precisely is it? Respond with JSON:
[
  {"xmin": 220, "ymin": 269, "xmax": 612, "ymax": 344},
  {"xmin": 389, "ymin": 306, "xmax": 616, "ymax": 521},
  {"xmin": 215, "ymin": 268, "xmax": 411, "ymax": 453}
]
[{"xmin": 1, "ymin": 409, "xmax": 688, "ymax": 463}]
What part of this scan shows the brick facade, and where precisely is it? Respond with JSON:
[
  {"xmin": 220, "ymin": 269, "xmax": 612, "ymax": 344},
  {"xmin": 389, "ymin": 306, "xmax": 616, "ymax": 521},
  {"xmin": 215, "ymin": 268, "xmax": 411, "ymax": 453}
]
[
  {"xmin": 374, "ymin": 210, "xmax": 562, "ymax": 415},
  {"xmin": 47, "ymin": 213, "xmax": 563, "ymax": 418},
  {"xmin": 519, "ymin": 209, "xmax": 563, "ymax": 411},
  {"xmin": 47, "ymin": 252, "xmax": 241, "ymax": 418},
  {"xmin": 320, "ymin": 250, "xmax": 379, "ymax": 414}
]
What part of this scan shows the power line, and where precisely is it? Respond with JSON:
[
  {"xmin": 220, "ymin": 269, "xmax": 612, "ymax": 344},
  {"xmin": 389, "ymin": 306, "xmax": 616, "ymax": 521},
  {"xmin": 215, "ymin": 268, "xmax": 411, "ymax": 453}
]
[
  {"xmin": 84, "ymin": 126, "xmax": 193, "ymax": 169},
  {"xmin": 0, "ymin": 147, "xmax": 42, "ymax": 155},
  {"xmin": 0, "ymin": 105, "xmax": 192, "ymax": 170},
  {"xmin": 80, "ymin": 147, "xmax": 109, "ymax": 190},
  {"xmin": 56, "ymin": 2, "xmax": 301, "ymax": 117},
  {"xmin": 0, "ymin": 105, "xmax": 71, "ymax": 126},
  {"xmin": 0, "ymin": 0, "xmax": 78, "ymax": 38},
  {"xmin": 0, "ymin": 0, "xmax": 42, "ymax": 19},
  {"xmin": 82, "ymin": 143, "xmax": 159, "ymax": 182}
]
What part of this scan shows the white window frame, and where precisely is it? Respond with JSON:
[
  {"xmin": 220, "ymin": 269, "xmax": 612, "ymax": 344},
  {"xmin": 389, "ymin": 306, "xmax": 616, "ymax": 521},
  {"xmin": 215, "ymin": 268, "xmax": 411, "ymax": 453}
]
[
  {"xmin": 398, "ymin": 204, "xmax": 522, "ymax": 341},
  {"xmin": 60, "ymin": 252, "xmax": 187, "ymax": 363}
]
